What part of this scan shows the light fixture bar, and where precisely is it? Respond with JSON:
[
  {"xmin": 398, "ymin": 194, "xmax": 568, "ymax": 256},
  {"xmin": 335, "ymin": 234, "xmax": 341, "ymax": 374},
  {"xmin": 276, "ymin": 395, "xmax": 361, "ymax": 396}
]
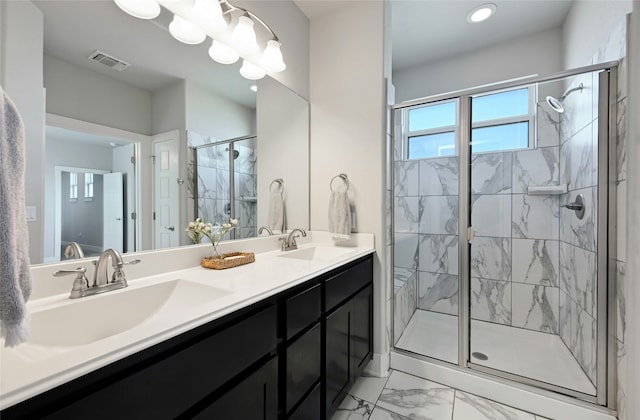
[{"xmin": 114, "ymin": 0, "xmax": 286, "ymax": 81}]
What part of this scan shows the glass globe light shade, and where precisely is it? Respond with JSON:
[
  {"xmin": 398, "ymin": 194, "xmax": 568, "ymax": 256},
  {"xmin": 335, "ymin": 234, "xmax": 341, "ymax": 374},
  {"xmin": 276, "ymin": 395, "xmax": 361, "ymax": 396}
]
[
  {"xmin": 261, "ymin": 40, "xmax": 286, "ymax": 73},
  {"xmin": 239, "ymin": 60, "xmax": 266, "ymax": 80},
  {"xmin": 169, "ymin": 15, "xmax": 206, "ymax": 45},
  {"xmin": 208, "ymin": 40, "xmax": 240, "ymax": 65},
  {"xmin": 231, "ymin": 15, "xmax": 259, "ymax": 54},
  {"xmin": 192, "ymin": 0, "xmax": 226, "ymax": 32}
]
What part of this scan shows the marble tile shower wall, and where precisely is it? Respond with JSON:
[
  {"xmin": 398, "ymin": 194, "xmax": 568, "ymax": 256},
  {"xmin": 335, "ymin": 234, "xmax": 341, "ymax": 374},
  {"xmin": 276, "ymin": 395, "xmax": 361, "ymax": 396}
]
[
  {"xmin": 187, "ymin": 131, "xmax": 257, "ymax": 239},
  {"xmin": 556, "ymin": 72, "xmax": 599, "ymax": 384}
]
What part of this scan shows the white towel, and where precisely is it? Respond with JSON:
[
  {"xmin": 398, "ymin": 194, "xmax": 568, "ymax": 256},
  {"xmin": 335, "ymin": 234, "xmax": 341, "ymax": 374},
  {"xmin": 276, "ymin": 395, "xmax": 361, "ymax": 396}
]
[
  {"xmin": 267, "ymin": 191, "xmax": 285, "ymax": 233},
  {"xmin": 329, "ymin": 191, "xmax": 351, "ymax": 240},
  {"xmin": 0, "ymin": 86, "xmax": 32, "ymax": 347}
]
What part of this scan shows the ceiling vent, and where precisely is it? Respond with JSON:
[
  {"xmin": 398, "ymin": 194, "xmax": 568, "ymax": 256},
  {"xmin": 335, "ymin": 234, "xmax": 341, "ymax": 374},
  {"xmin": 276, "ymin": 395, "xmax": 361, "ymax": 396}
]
[{"xmin": 88, "ymin": 50, "xmax": 131, "ymax": 71}]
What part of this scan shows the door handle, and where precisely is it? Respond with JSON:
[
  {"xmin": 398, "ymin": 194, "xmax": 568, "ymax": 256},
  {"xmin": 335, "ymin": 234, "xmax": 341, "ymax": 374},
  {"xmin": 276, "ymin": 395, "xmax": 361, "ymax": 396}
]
[{"xmin": 165, "ymin": 226, "xmax": 175, "ymax": 231}]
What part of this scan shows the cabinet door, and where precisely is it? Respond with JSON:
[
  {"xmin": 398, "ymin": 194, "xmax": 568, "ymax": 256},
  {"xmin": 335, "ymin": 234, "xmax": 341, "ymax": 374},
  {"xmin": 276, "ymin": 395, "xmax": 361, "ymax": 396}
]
[
  {"xmin": 288, "ymin": 383, "xmax": 321, "ymax": 420},
  {"xmin": 287, "ymin": 323, "xmax": 321, "ymax": 414},
  {"xmin": 351, "ymin": 285, "xmax": 372, "ymax": 380},
  {"xmin": 193, "ymin": 356, "xmax": 278, "ymax": 420},
  {"xmin": 325, "ymin": 304, "xmax": 350, "ymax": 417}
]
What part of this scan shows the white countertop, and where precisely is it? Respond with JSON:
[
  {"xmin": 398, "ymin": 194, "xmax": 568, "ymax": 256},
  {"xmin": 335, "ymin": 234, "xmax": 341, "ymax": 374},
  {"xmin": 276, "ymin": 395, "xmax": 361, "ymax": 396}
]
[{"xmin": 0, "ymin": 232, "xmax": 375, "ymax": 410}]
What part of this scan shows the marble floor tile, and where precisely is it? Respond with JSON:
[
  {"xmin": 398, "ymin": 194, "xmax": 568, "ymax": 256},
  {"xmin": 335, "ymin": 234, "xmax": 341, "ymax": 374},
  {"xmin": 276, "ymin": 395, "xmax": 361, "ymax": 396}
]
[
  {"xmin": 452, "ymin": 391, "xmax": 536, "ymax": 420},
  {"xmin": 369, "ymin": 406, "xmax": 411, "ymax": 420},
  {"xmin": 377, "ymin": 370, "xmax": 455, "ymax": 420},
  {"xmin": 349, "ymin": 374, "xmax": 391, "ymax": 405},
  {"xmin": 332, "ymin": 395, "xmax": 375, "ymax": 420}
]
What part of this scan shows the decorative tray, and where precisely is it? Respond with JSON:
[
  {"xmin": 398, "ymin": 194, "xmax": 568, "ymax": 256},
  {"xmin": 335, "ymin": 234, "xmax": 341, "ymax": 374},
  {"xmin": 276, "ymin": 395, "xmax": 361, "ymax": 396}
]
[{"xmin": 201, "ymin": 252, "xmax": 255, "ymax": 270}]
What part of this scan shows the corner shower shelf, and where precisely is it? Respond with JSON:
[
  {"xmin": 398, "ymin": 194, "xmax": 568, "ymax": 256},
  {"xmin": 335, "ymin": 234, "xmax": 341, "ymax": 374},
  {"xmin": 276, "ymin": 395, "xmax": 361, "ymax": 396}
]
[{"xmin": 526, "ymin": 184, "xmax": 568, "ymax": 195}]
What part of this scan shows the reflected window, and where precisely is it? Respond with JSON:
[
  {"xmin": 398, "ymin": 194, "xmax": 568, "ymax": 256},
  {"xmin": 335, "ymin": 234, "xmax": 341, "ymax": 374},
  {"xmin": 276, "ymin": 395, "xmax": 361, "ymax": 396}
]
[
  {"xmin": 69, "ymin": 172, "xmax": 78, "ymax": 201},
  {"xmin": 84, "ymin": 173, "xmax": 94, "ymax": 200}
]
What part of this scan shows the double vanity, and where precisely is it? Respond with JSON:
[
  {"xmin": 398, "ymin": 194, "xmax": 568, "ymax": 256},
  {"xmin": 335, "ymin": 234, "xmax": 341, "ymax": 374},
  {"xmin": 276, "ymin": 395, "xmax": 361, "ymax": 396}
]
[{"xmin": 0, "ymin": 232, "xmax": 375, "ymax": 419}]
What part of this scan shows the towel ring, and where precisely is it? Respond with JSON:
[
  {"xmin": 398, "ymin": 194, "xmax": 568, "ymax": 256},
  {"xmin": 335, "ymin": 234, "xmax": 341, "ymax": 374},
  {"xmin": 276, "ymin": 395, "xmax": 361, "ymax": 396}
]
[
  {"xmin": 270, "ymin": 178, "xmax": 284, "ymax": 193},
  {"xmin": 330, "ymin": 173, "xmax": 349, "ymax": 192}
]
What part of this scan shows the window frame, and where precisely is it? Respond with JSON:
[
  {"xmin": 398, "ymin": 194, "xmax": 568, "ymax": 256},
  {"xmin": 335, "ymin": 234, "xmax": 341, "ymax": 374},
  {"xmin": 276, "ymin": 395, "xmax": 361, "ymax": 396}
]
[
  {"xmin": 69, "ymin": 172, "xmax": 78, "ymax": 201},
  {"xmin": 402, "ymin": 85, "xmax": 536, "ymax": 160},
  {"xmin": 84, "ymin": 172, "xmax": 95, "ymax": 201},
  {"xmin": 470, "ymin": 85, "xmax": 536, "ymax": 154},
  {"xmin": 404, "ymin": 98, "xmax": 459, "ymax": 160}
]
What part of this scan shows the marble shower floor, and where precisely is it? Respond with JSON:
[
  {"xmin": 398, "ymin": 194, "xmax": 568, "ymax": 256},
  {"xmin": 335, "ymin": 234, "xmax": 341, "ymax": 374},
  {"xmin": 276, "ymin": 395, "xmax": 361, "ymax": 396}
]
[
  {"xmin": 331, "ymin": 369, "xmax": 551, "ymax": 420},
  {"xmin": 395, "ymin": 310, "xmax": 596, "ymax": 396}
]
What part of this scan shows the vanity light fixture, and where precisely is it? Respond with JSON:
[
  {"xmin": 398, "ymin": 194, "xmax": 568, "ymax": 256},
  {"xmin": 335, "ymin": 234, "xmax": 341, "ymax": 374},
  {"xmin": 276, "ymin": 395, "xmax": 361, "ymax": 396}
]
[
  {"xmin": 467, "ymin": 3, "xmax": 496, "ymax": 23},
  {"xmin": 112, "ymin": 0, "xmax": 286, "ymax": 80}
]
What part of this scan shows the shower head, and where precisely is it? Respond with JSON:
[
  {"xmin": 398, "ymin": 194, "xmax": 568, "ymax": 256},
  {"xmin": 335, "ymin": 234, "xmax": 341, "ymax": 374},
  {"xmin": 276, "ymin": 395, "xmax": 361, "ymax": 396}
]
[{"xmin": 545, "ymin": 83, "xmax": 584, "ymax": 113}]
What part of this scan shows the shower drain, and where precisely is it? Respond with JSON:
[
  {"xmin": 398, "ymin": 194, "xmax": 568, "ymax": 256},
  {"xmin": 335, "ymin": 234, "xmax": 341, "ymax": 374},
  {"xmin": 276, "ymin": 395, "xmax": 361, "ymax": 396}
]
[{"xmin": 472, "ymin": 351, "xmax": 489, "ymax": 361}]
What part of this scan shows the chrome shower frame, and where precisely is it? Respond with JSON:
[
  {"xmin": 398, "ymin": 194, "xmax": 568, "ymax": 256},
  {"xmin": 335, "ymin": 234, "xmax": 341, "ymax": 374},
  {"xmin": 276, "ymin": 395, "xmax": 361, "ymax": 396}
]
[{"xmin": 389, "ymin": 61, "xmax": 619, "ymax": 411}]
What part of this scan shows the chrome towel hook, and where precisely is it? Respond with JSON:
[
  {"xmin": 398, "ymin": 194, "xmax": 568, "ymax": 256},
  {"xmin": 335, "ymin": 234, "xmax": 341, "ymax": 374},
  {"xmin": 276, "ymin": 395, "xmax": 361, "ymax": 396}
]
[
  {"xmin": 270, "ymin": 178, "xmax": 284, "ymax": 193},
  {"xmin": 330, "ymin": 173, "xmax": 349, "ymax": 192}
]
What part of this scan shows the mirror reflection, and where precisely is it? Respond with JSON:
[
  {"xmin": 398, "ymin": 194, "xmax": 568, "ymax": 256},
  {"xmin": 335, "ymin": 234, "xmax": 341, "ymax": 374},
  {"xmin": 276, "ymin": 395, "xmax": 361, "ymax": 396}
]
[{"xmin": 15, "ymin": 0, "xmax": 309, "ymax": 264}]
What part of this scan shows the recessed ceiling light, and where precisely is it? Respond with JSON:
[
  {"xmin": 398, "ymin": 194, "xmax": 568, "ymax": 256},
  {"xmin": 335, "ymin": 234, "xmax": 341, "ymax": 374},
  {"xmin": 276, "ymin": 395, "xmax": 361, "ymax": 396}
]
[
  {"xmin": 467, "ymin": 3, "xmax": 496, "ymax": 23},
  {"xmin": 250, "ymin": 85, "xmax": 257, "ymax": 92}
]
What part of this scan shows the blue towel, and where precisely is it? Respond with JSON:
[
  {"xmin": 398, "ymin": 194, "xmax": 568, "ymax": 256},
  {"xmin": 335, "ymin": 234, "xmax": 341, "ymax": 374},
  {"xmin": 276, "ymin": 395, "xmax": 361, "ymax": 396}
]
[{"xmin": 0, "ymin": 86, "xmax": 32, "ymax": 347}]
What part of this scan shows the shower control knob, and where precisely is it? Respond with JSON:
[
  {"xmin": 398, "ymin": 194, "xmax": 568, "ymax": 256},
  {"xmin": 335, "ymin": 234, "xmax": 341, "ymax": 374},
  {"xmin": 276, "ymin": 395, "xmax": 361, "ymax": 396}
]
[{"xmin": 561, "ymin": 194, "xmax": 585, "ymax": 220}]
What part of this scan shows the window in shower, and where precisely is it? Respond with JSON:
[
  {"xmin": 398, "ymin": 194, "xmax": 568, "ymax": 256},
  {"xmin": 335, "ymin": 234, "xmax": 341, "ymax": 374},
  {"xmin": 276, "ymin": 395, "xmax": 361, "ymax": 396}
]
[
  {"xmin": 406, "ymin": 99, "xmax": 458, "ymax": 159},
  {"xmin": 405, "ymin": 87, "xmax": 534, "ymax": 159},
  {"xmin": 471, "ymin": 86, "xmax": 534, "ymax": 153}
]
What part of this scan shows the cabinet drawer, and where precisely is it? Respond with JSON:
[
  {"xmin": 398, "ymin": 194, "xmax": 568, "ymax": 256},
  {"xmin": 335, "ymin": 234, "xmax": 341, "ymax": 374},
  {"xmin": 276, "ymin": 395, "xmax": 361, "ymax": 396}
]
[
  {"xmin": 286, "ymin": 283, "xmax": 321, "ymax": 339},
  {"xmin": 43, "ymin": 304, "xmax": 277, "ymax": 420},
  {"xmin": 286, "ymin": 323, "xmax": 321, "ymax": 413},
  {"xmin": 325, "ymin": 258, "xmax": 372, "ymax": 312}
]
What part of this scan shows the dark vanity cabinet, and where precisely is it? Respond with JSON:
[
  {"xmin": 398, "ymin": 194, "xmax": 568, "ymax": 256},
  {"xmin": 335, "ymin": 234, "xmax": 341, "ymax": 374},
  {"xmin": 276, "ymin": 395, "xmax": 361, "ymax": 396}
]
[
  {"xmin": 2, "ymin": 254, "xmax": 373, "ymax": 420},
  {"xmin": 324, "ymin": 260, "xmax": 373, "ymax": 418}
]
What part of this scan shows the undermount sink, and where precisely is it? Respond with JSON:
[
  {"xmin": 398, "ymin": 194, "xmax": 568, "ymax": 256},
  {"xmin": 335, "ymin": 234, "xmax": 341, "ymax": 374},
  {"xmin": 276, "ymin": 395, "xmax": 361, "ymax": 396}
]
[
  {"xmin": 277, "ymin": 246, "xmax": 352, "ymax": 261},
  {"xmin": 28, "ymin": 280, "xmax": 231, "ymax": 347}
]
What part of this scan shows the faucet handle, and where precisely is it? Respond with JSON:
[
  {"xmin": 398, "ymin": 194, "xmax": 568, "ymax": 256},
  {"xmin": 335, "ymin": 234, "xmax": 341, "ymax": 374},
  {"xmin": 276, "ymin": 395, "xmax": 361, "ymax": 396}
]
[
  {"xmin": 54, "ymin": 267, "xmax": 89, "ymax": 299},
  {"xmin": 123, "ymin": 259, "xmax": 141, "ymax": 265}
]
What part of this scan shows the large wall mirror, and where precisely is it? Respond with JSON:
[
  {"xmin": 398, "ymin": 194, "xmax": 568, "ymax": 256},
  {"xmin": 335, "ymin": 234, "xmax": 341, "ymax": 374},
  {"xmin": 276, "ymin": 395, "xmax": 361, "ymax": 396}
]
[{"xmin": 12, "ymin": 0, "xmax": 309, "ymax": 264}]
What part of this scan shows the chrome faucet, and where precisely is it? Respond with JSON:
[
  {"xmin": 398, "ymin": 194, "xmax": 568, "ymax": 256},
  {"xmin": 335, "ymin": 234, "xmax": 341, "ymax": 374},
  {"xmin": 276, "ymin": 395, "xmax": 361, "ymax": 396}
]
[
  {"xmin": 258, "ymin": 226, "xmax": 274, "ymax": 236},
  {"xmin": 93, "ymin": 248, "xmax": 126, "ymax": 287},
  {"xmin": 54, "ymin": 248, "xmax": 140, "ymax": 299},
  {"xmin": 63, "ymin": 242, "xmax": 85, "ymax": 259},
  {"xmin": 280, "ymin": 228, "xmax": 307, "ymax": 251}
]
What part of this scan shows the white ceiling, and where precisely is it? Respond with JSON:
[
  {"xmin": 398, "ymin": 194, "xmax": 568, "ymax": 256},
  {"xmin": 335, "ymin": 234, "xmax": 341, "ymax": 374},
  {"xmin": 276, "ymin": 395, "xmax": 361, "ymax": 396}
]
[{"xmin": 294, "ymin": 0, "xmax": 573, "ymax": 71}]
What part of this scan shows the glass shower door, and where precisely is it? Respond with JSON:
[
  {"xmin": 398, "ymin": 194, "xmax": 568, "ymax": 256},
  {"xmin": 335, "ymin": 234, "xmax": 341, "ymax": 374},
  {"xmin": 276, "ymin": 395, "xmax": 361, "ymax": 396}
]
[
  {"xmin": 393, "ymin": 101, "xmax": 461, "ymax": 365},
  {"xmin": 467, "ymin": 70, "xmax": 608, "ymax": 398}
]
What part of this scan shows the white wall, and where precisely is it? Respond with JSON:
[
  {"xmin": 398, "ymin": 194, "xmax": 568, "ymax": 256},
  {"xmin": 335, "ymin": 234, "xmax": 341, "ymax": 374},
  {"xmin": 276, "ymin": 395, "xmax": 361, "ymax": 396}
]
[
  {"xmin": 310, "ymin": 1, "xmax": 387, "ymax": 374},
  {"xmin": 563, "ymin": 0, "xmax": 633, "ymax": 69},
  {"xmin": 393, "ymin": 28, "xmax": 563, "ymax": 102},
  {"xmin": 256, "ymin": 76, "xmax": 309, "ymax": 231},
  {"xmin": 44, "ymin": 55, "xmax": 152, "ymax": 135},
  {"xmin": 184, "ymin": 80, "xmax": 255, "ymax": 140},
  {"xmin": 1, "ymin": 1, "xmax": 45, "ymax": 264}
]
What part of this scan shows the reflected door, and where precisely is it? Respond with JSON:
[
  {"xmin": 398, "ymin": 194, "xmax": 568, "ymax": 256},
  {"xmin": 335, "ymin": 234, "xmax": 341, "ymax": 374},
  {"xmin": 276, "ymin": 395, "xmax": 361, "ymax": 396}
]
[
  {"xmin": 103, "ymin": 172, "xmax": 124, "ymax": 251},
  {"xmin": 153, "ymin": 135, "xmax": 180, "ymax": 249}
]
